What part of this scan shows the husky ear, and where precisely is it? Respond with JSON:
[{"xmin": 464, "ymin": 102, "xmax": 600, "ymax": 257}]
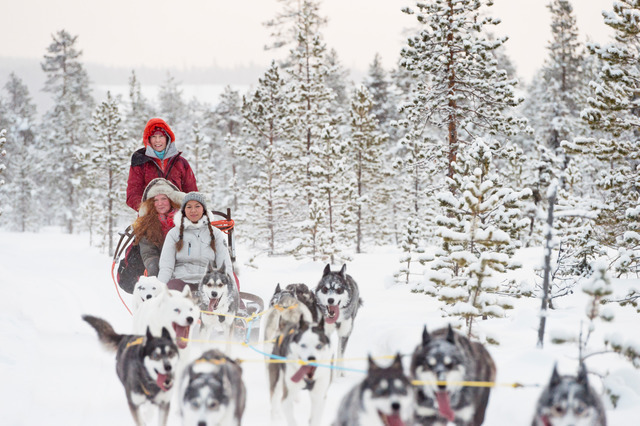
[
  {"xmin": 161, "ymin": 327, "xmax": 172, "ymax": 340},
  {"xmin": 182, "ymin": 285, "xmax": 192, "ymax": 298},
  {"xmin": 550, "ymin": 364, "xmax": 561, "ymax": 388},
  {"xmin": 367, "ymin": 354, "xmax": 379, "ymax": 371},
  {"xmin": 146, "ymin": 327, "xmax": 153, "ymax": 341},
  {"xmin": 422, "ymin": 325, "xmax": 430, "ymax": 345},
  {"xmin": 317, "ymin": 316, "xmax": 325, "ymax": 331},
  {"xmin": 206, "ymin": 261, "xmax": 216, "ymax": 273},
  {"xmin": 298, "ymin": 314, "xmax": 306, "ymax": 329},
  {"xmin": 323, "ymin": 264, "xmax": 331, "ymax": 277},
  {"xmin": 577, "ymin": 362, "xmax": 589, "ymax": 386},
  {"xmin": 392, "ymin": 353, "xmax": 404, "ymax": 371},
  {"xmin": 339, "ymin": 264, "xmax": 347, "ymax": 278},
  {"xmin": 446, "ymin": 324, "xmax": 455, "ymax": 344},
  {"xmin": 274, "ymin": 283, "xmax": 281, "ymax": 294}
]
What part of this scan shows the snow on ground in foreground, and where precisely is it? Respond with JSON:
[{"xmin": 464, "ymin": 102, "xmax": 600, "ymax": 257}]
[{"xmin": 1, "ymin": 229, "xmax": 639, "ymax": 425}]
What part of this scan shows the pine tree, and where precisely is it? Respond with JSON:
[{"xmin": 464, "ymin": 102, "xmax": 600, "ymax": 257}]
[
  {"xmin": 400, "ymin": 0, "xmax": 524, "ymax": 180},
  {"xmin": 0, "ymin": 73, "xmax": 38, "ymax": 230},
  {"xmin": 427, "ymin": 138, "xmax": 531, "ymax": 340},
  {"xmin": 239, "ymin": 62, "xmax": 293, "ymax": 255},
  {"xmin": 346, "ymin": 85, "xmax": 388, "ymax": 252},
  {"xmin": 157, "ymin": 72, "xmax": 186, "ymax": 135},
  {"xmin": 40, "ymin": 30, "xmax": 94, "ymax": 233},
  {"xmin": 78, "ymin": 92, "xmax": 128, "ymax": 255},
  {"xmin": 125, "ymin": 70, "xmax": 155, "ymax": 148},
  {"xmin": 573, "ymin": 0, "xmax": 640, "ymax": 277},
  {"xmin": 363, "ymin": 53, "xmax": 396, "ymax": 135},
  {"xmin": 0, "ymin": 129, "xmax": 6, "ymax": 217}
]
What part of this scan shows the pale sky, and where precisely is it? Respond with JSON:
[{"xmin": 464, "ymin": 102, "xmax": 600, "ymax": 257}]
[{"xmin": 1, "ymin": 0, "xmax": 614, "ymax": 84}]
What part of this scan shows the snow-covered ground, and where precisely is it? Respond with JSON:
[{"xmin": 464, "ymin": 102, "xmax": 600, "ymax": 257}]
[{"xmin": 1, "ymin": 229, "xmax": 639, "ymax": 425}]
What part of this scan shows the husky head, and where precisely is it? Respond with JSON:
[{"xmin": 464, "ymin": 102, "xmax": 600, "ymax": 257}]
[
  {"xmin": 284, "ymin": 316, "xmax": 332, "ymax": 385},
  {"xmin": 159, "ymin": 286, "xmax": 197, "ymax": 349},
  {"xmin": 133, "ymin": 276, "xmax": 166, "ymax": 308},
  {"xmin": 410, "ymin": 325, "xmax": 466, "ymax": 421},
  {"xmin": 269, "ymin": 283, "xmax": 316, "ymax": 328},
  {"xmin": 142, "ymin": 326, "xmax": 179, "ymax": 392},
  {"xmin": 361, "ymin": 354, "xmax": 414, "ymax": 426},
  {"xmin": 199, "ymin": 261, "xmax": 234, "ymax": 311},
  {"xmin": 181, "ymin": 351, "xmax": 235, "ymax": 425},
  {"xmin": 533, "ymin": 363, "xmax": 607, "ymax": 426},
  {"xmin": 315, "ymin": 264, "xmax": 352, "ymax": 324}
]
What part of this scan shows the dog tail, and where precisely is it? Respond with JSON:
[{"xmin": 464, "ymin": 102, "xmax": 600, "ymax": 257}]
[{"xmin": 82, "ymin": 315, "xmax": 123, "ymax": 352}]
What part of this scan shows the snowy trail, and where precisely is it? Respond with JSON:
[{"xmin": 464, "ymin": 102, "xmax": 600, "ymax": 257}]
[{"xmin": 1, "ymin": 229, "xmax": 639, "ymax": 425}]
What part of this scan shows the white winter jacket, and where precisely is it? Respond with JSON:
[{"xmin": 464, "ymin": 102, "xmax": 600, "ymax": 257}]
[{"xmin": 157, "ymin": 210, "xmax": 234, "ymax": 284}]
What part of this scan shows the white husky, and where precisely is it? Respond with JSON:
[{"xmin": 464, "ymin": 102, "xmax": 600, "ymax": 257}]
[
  {"xmin": 133, "ymin": 286, "xmax": 197, "ymax": 350},
  {"xmin": 132, "ymin": 276, "xmax": 167, "ymax": 311}
]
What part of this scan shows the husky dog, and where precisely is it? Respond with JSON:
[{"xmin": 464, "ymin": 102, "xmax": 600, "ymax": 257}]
[
  {"xmin": 334, "ymin": 354, "xmax": 414, "ymax": 426},
  {"xmin": 83, "ymin": 315, "xmax": 179, "ymax": 426},
  {"xmin": 197, "ymin": 262, "xmax": 240, "ymax": 346},
  {"xmin": 532, "ymin": 363, "xmax": 607, "ymax": 426},
  {"xmin": 180, "ymin": 349, "xmax": 246, "ymax": 426},
  {"xmin": 410, "ymin": 325, "xmax": 496, "ymax": 426},
  {"xmin": 132, "ymin": 276, "xmax": 167, "ymax": 311},
  {"xmin": 269, "ymin": 316, "xmax": 332, "ymax": 426},
  {"xmin": 133, "ymin": 286, "xmax": 197, "ymax": 349},
  {"xmin": 314, "ymin": 264, "xmax": 363, "ymax": 371},
  {"xmin": 263, "ymin": 283, "xmax": 321, "ymax": 350}
]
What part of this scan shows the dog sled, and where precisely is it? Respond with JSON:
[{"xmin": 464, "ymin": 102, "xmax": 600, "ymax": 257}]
[{"xmin": 110, "ymin": 208, "xmax": 264, "ymax": 341}]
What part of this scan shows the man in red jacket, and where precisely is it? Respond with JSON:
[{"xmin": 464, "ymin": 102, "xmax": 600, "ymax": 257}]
[{"xmin": 126, "ymin": 118, "xmax": 198, "ymax": 211}]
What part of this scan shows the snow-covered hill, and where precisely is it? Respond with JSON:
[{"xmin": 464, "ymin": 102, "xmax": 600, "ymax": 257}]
[{"xmin": 1, "ymin": 229, "xmax": 639, "ymax": 425}]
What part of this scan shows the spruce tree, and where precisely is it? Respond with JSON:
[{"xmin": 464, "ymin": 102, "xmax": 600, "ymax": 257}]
[
  {"xmin": 239, "ymin": 62, "xmax": 293, "ymax": 255},
  {"xmin": 41, "ymin": 30, "xmax": 94, "ymax": 233},
  {"xmin": 574, "ymin": 0, "xmax": 640, "ymax": 277},
  {"xmin": 0, "ymin": 129, "xmax": 5, "ymax": 217},
  {"xmin": 125, "ymin": 70, "xmax": 155, "ymax": 149},
  {"xmin": 79, "ymin": 92, "xmax": 128, "ymax": 255},
  {"xmin": 427, "ymin": 138, "xmax": 531, "ymax": 340}
]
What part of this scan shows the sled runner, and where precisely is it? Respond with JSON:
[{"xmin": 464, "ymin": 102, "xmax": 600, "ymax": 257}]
[{"xmin": 111, "ymin": 208, "xmax": 265, "ymax": 339}]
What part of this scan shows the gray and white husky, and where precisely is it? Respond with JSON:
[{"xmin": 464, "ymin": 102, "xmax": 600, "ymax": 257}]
[
  {"xmin": 179, "ymin": 349, "xmax": 246, "ymax": 426},
  {"xmin": 133, "ymin": 285, "xmax": 197, "ymax": 350},
  {"xmin": 197, "ymin": 262, "xmax": 240, "ymax": 349},
  {"xmin": 269, "ymin": 316, "xmax": 332, "ymax": 426},
  {"xmin": 314, "ymin": 264, "xmax": 363, "ymax": 372},
  {"xmin": 334, "ymin": 354, "xmax": 415, "ymax": 426},
  {"xmin": 132, "ymin": 276, "xmax": 167, "ymax": 311},
  {"xmin": 410, "ymin": 325, "xmax": 496, "ymax": 426},
  {"xmin": 83, "ymin": 315, "xmax": 179, "ymax": 426},
  {"xmin": 263, "ymin": 283, "xmax": 321, "ymax": 352},
  {"xmin": 531, "ymin": 363, "xmax": 607, "ymax": 426}
]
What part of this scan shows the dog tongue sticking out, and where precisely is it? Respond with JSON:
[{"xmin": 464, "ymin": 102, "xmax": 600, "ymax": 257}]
[
  {"xmin": 290, "ymin": 365, "xmax": 316, "ymax": 383},
  {"xmin": 435, "ymin": 391, "xmax": 455, "ymax": 422},
  {"xmin": 156, "ymin": 372, "xmax": 172, "ymax": 391},
  {"xmin": 172, "ymin": 323, "xmax": 190, "ymax": 349},
  {"xmin": 325, "ymin": 305, "xmax": 340, "ymax": 324},
  {"xmin": 208, "ymin": 297, "xmax": 220, "ymax": 311},
  {"xmin": 378, "ymin": 411, "xmax": 405, "ymax": 426}
]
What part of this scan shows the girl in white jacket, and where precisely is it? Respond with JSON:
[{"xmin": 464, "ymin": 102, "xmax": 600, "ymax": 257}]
[{"xmin": 158, "ymin": 192, "xmax": 234, "ymax": 293}]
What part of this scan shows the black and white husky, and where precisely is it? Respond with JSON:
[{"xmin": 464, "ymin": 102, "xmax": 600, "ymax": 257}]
[
  {"xmin": 314, "ymin": 264, "xmax": 363, "ymax": 372},
  {"xmin": 263, "ymin": 283, "xmax": 321, "ymax": 352},
  {"xmin": 197, "ymin": 262, "xmax": 240, "ymax": 348},
  {"xmin": 334, "ymin": 354, "xmax": 414, "ymax": 426},
  {"xmin": 410, "ymin": 325, "xmax": 496, "ymax": 426},
  {"xmin": 179, "ymin": 349, "xmax": 246, "ymax": 426},
  {"xmin": 269, "ymin": 316, "xmax": 332, "ymax": 426},
  {"xmin": 532, "ymin": 363, "xmax": 607, "ymax": 426},
  {"xmin": 83, "ymin": 315, "xmax": 179, "ymax": 426}
]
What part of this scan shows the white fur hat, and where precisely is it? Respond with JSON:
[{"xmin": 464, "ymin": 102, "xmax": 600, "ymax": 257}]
[{"xmin": 138, "ymin": 178, "xmax": 185, "ymax": 217}]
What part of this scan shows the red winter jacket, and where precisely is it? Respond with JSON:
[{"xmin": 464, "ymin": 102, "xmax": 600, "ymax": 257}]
[{"xmin": 126, "ymin": 119, "xmax": 198, "ymax": 211}]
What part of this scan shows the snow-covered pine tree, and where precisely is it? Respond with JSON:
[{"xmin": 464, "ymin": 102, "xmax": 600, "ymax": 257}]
[
  {"xmin": 125, "ymin": 70, "xmax": 155, "ymax": 150},
  {"xmin": 400, "ymin": 0, "xmax": 524, "ymax": 181},
  {"xmin": 427, "ymin": 138, "xmax": 531, "ymax": 341},
  {"xmin": 573, "ymin": 0, "xmax": 640, "ymax": 277},
  {"xmin": 363, "ymin": 53, "xmax": 397, "ymax": 140},
  {"xmin": 78, "ymin": 92, "xmax": 128, "ymax": 255},
  {"xmin": 0, "ymin": 129, "xmax": 5, "ymax": 217},
  {"xmin": 0, "ymin": 73, "xmax": 39, "ymax": 230},
  {"xmin": 346, "ymin": 85, "xmax": 388, "ymax": 253},
  {"xmin": 41, "ymin": 29, "xmax": 94, "ymax": 233},
  {"xmin": 239, "ymin": 62, "xmax": 293, "ymax": 255},
  {"xmin": 157, "ymin": 72, "xmax": 187, "ymax": 140}
]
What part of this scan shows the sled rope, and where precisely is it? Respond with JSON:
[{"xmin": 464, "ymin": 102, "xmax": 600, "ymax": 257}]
[
  {"xmin": 211, "ymin": 219, "xmax": 234, "ymax": 234},
  {"xmin": 110, "ymin": 260, "xmax": 133, "ymax": 316},
  {"xmin": 410, "ymin": 380, "xmax": 538, "ymax": 388},
  {"xmin": 200, "ymin": 303, "xmax": 296, "ymax": 320}
]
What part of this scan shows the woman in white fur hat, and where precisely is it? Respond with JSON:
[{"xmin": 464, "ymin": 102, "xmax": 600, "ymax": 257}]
[
  {"xmin": 158, "ymin": 191, "xmax": 234, "ymax": 293},
  {"xmin": 132, "ymin": 178, "xmax": 185, "ymax": 276}
]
